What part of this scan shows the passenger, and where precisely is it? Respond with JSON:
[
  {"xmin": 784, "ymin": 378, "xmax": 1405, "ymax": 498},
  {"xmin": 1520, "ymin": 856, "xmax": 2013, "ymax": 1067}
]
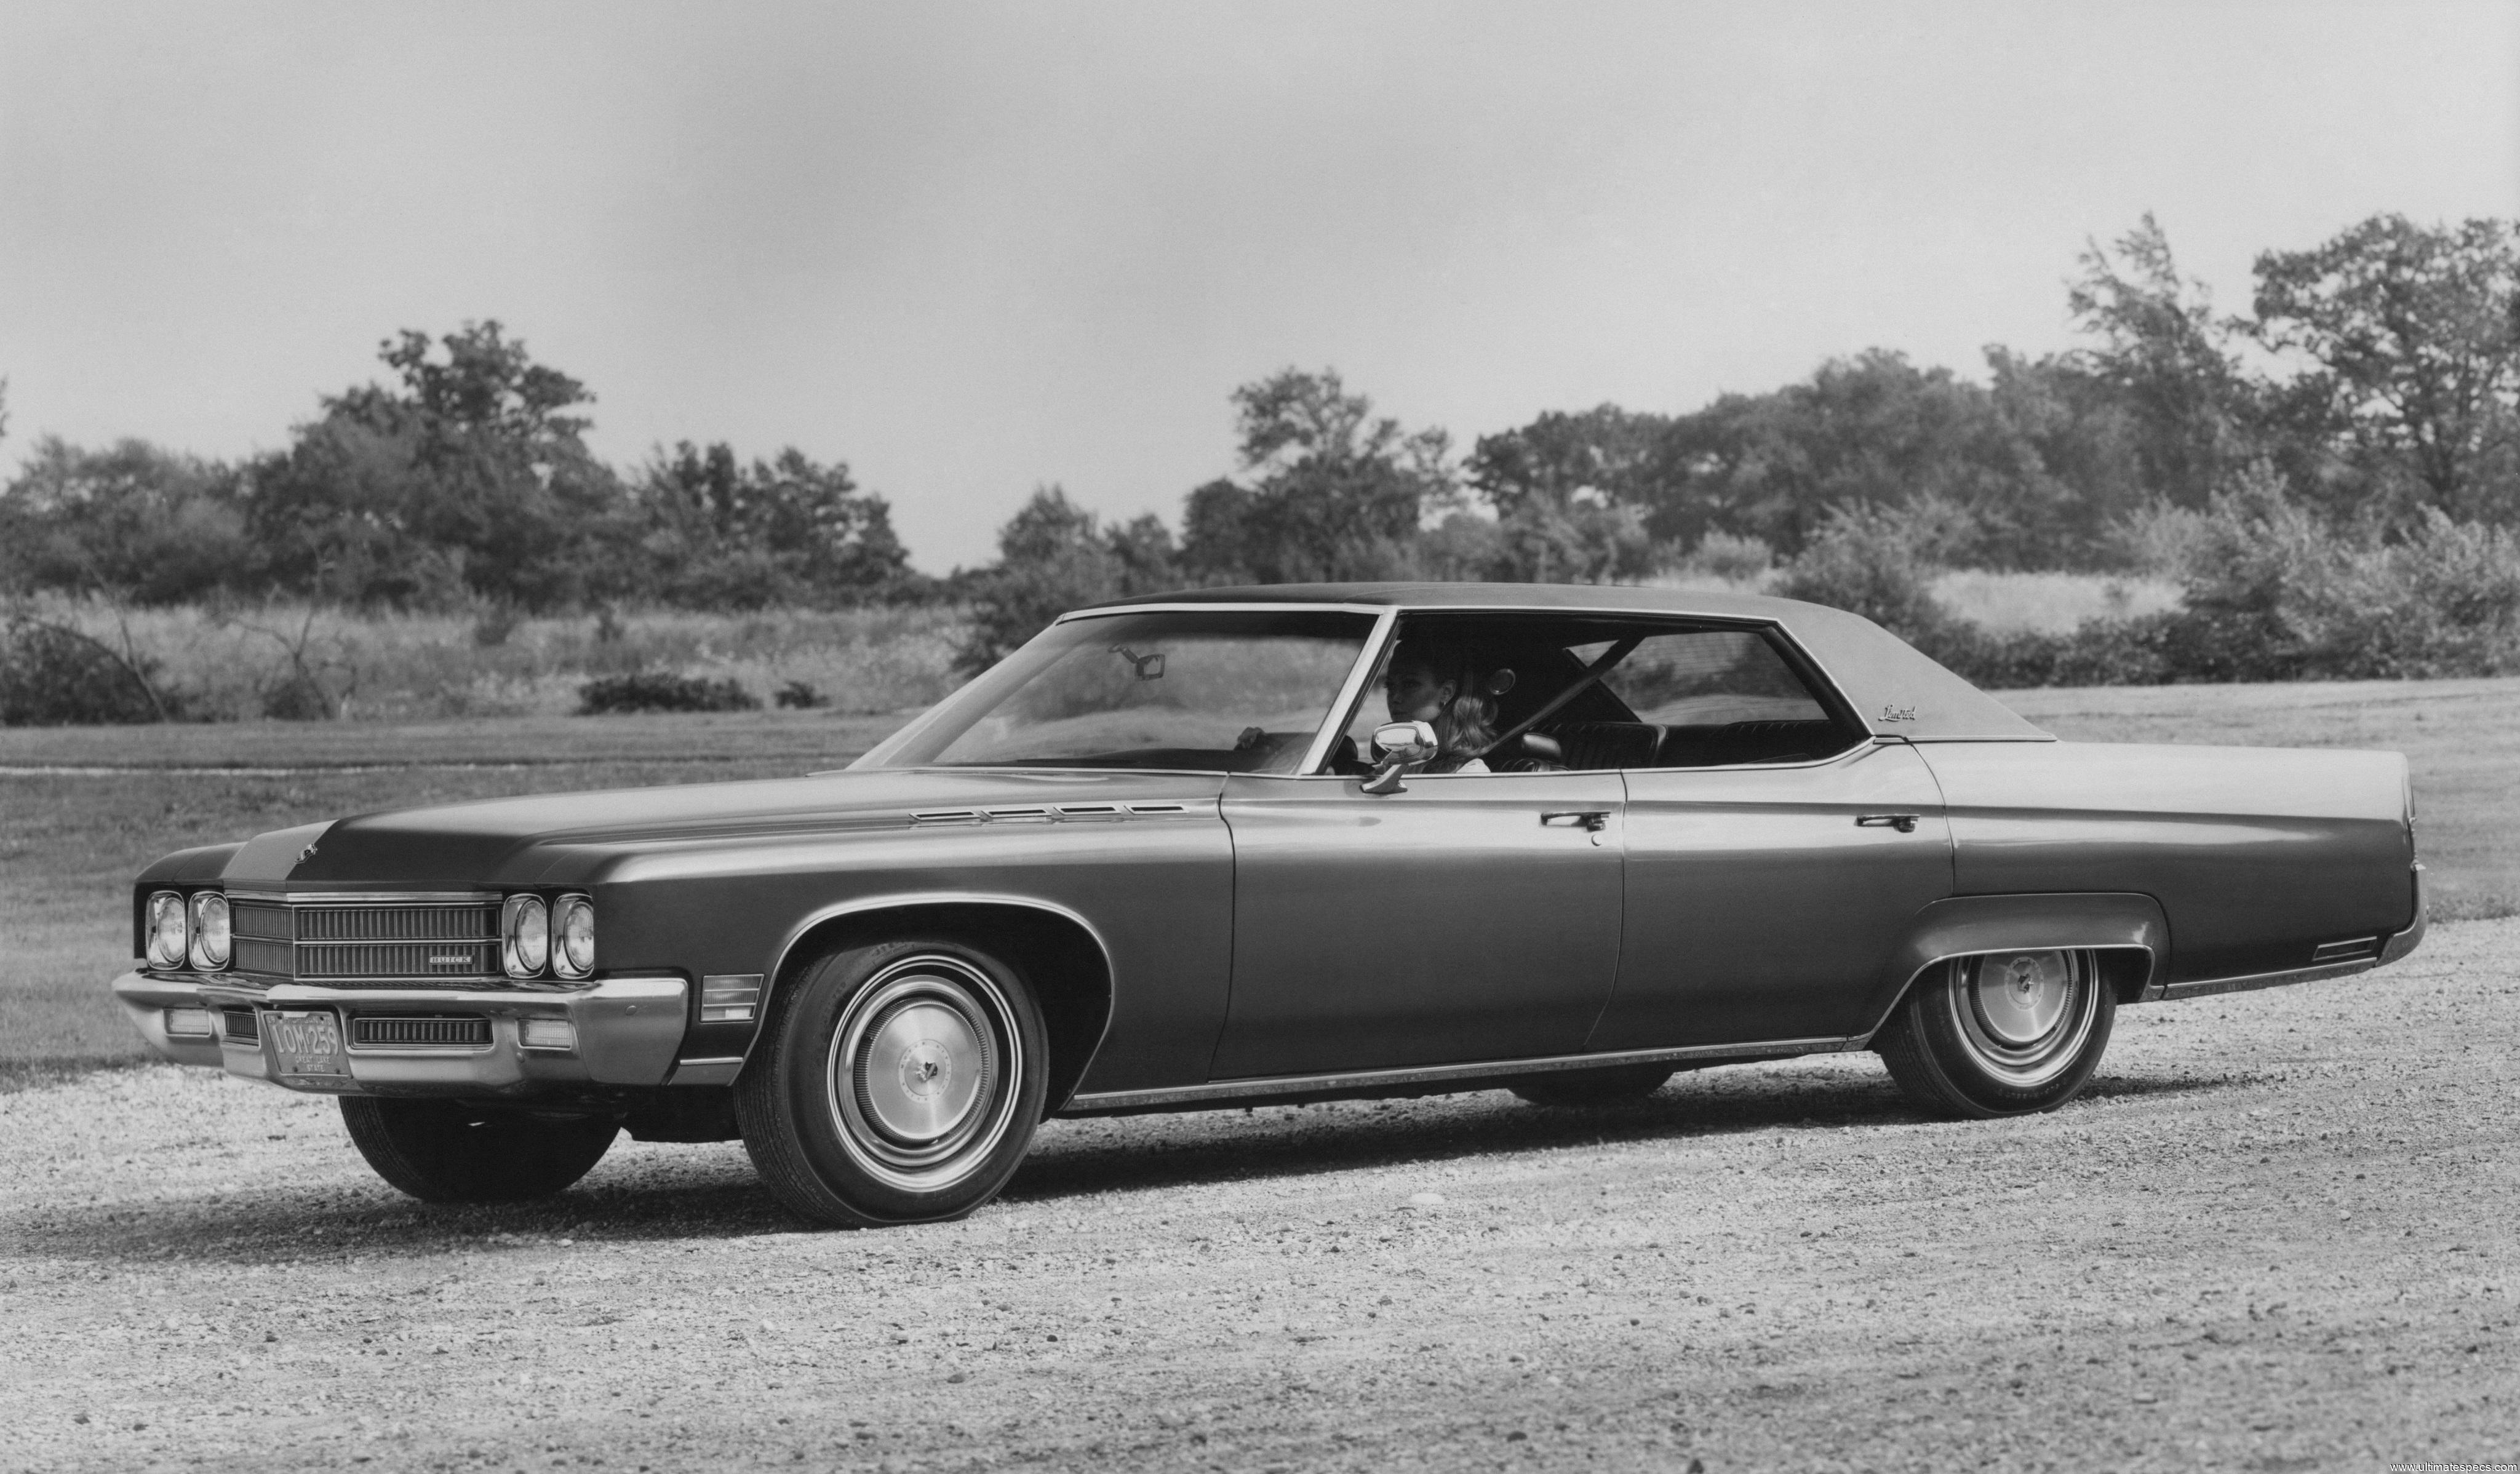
[{"xmin": 1382, "ymin": 643, "xmax": 1501, "ymax": 774}]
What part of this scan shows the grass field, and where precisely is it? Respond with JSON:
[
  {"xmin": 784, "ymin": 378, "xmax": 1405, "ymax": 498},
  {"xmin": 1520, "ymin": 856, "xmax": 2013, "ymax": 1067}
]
[
  {"xmin": 15, "ymin": 599, "xmax": 967, "ymax": 721},
  {"xmin": 6, "ymin": 678, "xmax": 2511, "ymax": 1083}
]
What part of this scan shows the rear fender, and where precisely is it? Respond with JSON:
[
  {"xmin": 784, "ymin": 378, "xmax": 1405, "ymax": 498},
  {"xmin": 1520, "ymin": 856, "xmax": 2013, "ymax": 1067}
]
[{"xmin": 1856, "ymin": 893, "xmax": 2168, "ymax": 1040}]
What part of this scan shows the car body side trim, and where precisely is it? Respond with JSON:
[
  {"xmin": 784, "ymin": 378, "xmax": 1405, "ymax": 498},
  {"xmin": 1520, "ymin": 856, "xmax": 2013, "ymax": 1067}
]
[
  {"xmin": 2159, "ymin": 959, "xmax": 2380, "ymax": 1000},
  {"xmin": 751, "ymin": 890, "xmax": 1123, "ymax": 1106},
  {"xmin": 1058, "ymin": 1035, "xmax": 1865, "ymax": 1115}
]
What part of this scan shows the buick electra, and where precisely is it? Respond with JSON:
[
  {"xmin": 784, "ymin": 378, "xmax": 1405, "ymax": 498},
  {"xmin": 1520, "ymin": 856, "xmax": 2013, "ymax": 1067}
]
[{"xmin": 111, "ymin": 584, "xmax": 2426, "ymax": 1227}]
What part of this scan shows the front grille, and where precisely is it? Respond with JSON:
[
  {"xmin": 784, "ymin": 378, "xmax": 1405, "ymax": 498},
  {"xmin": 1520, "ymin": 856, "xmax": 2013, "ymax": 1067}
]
[
  {"xmin": 225, "ymin": 897, "xmax": 503, "ymax": 986},
  {"xmin": 300, "ymin": 941, "xmax": 498, "ymax": 978},
  {"xmin": 220, "ymin": 1007, "xmax": 260, "ymax": 1042},
  {"xmin": 351, "ymin": 1015, "xmax": 490, "ymax": 1048}
]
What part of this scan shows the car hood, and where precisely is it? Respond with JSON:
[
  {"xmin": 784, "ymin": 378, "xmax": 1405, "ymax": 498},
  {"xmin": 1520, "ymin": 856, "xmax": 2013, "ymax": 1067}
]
[{"xmin": 217, "ymin": 767, "xmax": 1230, "ymax": 888}]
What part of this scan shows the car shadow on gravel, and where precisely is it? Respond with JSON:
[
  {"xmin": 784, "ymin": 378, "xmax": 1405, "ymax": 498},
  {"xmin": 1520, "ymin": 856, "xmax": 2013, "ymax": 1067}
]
[
  {"xmin": 999, "ymin": 1064, "xmax": 2247, "ymax": 1205},
  {"xmin": 4, "ymin": 1067, "xmax": 2243, "ymax": 1264}
]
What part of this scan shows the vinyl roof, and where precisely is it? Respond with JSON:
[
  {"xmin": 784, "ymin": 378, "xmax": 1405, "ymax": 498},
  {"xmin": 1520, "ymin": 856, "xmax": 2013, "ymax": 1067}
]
[{"xmin": 1082, "ymin": 582, "xmax": 2052, "ymax": 743}]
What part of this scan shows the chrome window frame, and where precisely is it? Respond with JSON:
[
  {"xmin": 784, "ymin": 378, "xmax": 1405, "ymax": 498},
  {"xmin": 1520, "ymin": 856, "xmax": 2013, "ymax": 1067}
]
[{"xmin": 1285, "ymin": 604, "xmax": 1873, "ymax": 779}]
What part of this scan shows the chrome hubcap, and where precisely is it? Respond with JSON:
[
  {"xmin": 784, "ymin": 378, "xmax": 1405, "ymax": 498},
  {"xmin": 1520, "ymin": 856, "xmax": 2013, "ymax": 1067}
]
[
  {"xmin": 861, "ymin": 1000, "xmax": 986, "ymax": 1144},
  {"xmin": 1947, "ymin": 949, "xmax": 2097, "ymax": 1088},
  {"xmin": 825, "ymin": 956, "xmax": 1023, "ymax": 1191}
]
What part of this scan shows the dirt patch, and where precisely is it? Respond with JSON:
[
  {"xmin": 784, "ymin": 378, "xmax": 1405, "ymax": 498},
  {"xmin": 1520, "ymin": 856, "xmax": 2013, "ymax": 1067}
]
[{"xmin": 3, "ymin": 922, "xmax": 2514, "ymax": 1472}]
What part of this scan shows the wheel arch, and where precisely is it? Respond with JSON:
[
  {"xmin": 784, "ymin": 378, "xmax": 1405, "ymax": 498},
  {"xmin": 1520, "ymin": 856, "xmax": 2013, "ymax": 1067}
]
[
  {"xmin": 1856, "ymin": 892, "xmax": 2167, "ymax": 1042},
  {"xmin": 752, "ymin": 894, "xmax": 1115, "ymax": 1113}
]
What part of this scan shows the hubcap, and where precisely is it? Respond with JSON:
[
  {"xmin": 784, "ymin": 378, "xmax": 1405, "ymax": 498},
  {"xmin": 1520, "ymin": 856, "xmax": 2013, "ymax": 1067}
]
[
  {"xmin": 824, "ymin": 955, "xmax": 1023, "ymax": 1192},
  {"xmin": 1974, "ymin": 950, "xmax": 2072, "ymax": 1044},
  {"xmin": 860, "ymin": 1000, "xmax": 986, "ymax": 1144},
  {"xmin": 1945, "ymin": 949, "xmax": 2097, "ymax": 1089}
]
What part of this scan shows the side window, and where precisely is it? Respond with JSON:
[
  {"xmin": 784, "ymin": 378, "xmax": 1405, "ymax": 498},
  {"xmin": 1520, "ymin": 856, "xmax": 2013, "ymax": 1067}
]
[{"xmin": 1573, "ymin": 627, "xmax": 1857, "ymax": 768}]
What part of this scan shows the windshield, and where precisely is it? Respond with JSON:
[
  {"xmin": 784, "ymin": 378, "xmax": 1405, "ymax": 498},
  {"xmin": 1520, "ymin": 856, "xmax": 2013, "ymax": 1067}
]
[{"xmin": 851, "ymin": 609, "xmax": 1380, "ymax": 773}]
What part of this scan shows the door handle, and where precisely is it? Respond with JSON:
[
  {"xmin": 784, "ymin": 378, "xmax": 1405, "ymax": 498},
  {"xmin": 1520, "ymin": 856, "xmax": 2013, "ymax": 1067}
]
[
  {"xmin": 1856, "ymin": 813, "xmax": 1921, "ymax": 833},
  {"xmin": 1540, "ymin": 810, "xmax": 1609, "ymax": 831}
]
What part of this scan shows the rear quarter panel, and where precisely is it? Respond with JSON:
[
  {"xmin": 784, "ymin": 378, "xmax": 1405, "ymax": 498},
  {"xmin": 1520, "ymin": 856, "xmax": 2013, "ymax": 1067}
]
[{"xmin": 1920, "ymin": 741, "xmax": 2415, "ymax": 983}]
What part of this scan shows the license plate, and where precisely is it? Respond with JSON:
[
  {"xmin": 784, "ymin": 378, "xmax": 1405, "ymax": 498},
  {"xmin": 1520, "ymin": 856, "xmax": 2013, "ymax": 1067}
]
[{"xmin": 268, "ymin": 1009, "xmax": 351, "ymax": 1088}]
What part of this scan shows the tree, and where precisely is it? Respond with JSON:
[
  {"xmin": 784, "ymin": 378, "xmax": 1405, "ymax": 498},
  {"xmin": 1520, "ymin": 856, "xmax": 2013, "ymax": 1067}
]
[
  {"xmin": 247, "ymin": 321, "xmax": 630, "ymax": 608},
  {"xmin": 1641, "ymin": 349, "xmax": 2107, "ymax": 566},
  {"xmin": 1466, "ymin": 405, "xmax": 1667, "ymax": 582},
  {"xmin": 2064, "ymin": 214, "xmax": 2254, "ymax": 508},
  {"xmin": 0, "ymin": 436, "xmax": 252, "ymax": 604},
  {"xmin": 2250, "ymin": 214, "xmax": 2520, "ymax": 524},
  {"xmin": 954, "ymin": 487, "xmax": 1178, "ymax": 673},
  {"xmin": 635, "ymin": 442, "xmax": 910, "ymax": 607},
  {"xmin": 1177, "ymin": 369, "xmax": 1454, "ymax": 583}
]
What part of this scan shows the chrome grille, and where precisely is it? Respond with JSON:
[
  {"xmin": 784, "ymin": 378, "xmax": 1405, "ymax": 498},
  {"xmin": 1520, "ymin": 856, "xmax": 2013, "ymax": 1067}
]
[
  {"xmin": 232, "ymin": 936, "xmax": 295, "ymax": 975},
  {"xmin": 231, "ymin": 902, "xmax": 293, "ymax": 942},
  {"xmin": 299, "ymin": 904, "xmax": 496, "ymax": 942},
  {"xmin": 225, "ymin": 896, "xmax": 503, "ymax": 986},
  {"xmin": 351, "ymin": 1015, "xmax": 490, "ymax": 1048}
]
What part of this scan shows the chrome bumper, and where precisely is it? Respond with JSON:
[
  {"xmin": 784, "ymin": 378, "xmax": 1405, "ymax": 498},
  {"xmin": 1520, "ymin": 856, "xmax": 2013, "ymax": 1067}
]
[{"xmin": 109, "ymin": 969, "xmax": 690, "ymax": 1096}]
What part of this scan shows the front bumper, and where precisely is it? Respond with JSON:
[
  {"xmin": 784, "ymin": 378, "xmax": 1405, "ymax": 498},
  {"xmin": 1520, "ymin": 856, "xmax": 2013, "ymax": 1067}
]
[{"xmin": 110, "ymin": 969, "xmax": 690, "ymax": 1096}]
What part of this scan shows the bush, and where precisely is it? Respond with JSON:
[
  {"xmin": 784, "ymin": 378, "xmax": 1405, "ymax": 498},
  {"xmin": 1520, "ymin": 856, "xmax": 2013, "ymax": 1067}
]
[
  {"xmin": 0, "ymin": 619, "xmax": 167, "ymax": 725},
  {"xmin": 576, "ymin": 671, "xmax": 760, "ymax": 715},
  {"xmin": 1772, "ymin": 504, "xmax": 1955, "ymax": 646}
]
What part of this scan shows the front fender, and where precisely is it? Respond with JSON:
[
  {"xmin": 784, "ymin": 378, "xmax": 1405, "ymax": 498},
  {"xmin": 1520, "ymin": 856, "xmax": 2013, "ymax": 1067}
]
[{"xmin": 1856, "ymin": 892, "xmax": 2169, "ymax": 1039}]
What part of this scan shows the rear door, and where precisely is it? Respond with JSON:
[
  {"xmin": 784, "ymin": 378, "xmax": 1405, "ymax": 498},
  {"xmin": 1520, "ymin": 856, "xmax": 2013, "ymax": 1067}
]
[{"xmin": 1579, "ymin": 625, "xmax": 1955, "ymax": 1050}]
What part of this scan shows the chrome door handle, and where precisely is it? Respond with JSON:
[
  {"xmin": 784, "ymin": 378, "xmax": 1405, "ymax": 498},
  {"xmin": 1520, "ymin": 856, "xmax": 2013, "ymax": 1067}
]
[
  {"xmin": 1541, "ymin": 810, "xmax": 1609, "ymax": 831},
  {"xmin": 1856, "ymin": 813, "xmax": 1921, "ymax": 833}
]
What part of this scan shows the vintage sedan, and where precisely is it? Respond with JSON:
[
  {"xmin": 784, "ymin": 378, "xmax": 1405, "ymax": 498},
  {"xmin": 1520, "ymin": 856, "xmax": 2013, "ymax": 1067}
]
[{"xmin": 111, "ymin": 584, "xmax": 2426, "ymax": 1227}]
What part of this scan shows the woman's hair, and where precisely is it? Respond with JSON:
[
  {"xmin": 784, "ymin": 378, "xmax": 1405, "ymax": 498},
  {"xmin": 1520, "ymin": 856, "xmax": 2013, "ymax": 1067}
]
[{"xmin": 1390, "ymin": 641, "xmax": 1499, "ymax": 765}]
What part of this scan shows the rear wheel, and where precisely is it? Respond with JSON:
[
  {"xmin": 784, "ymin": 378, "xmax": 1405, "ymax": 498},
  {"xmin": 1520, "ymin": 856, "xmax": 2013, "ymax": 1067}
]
[
  {"xmin": 1510, "ymin": 1063, "xmax": 1675, "ymax": 1107},
  {"xmin": 1876, "ymin": 949, "xmax": 2113, "ymax": 1118},
  {"xmin": 736, "ymin": 937, "xmax": 1046, "ymax": 1229},
  {"xmin": 340, "ymin": 1098, "xmax": 618, "ymax": 1202}
]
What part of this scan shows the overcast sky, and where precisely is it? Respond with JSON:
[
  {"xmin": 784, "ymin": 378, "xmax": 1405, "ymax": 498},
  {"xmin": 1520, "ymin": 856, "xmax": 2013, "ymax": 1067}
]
[{"xmin": 4, "ymin": 1, "xmax": 2517, "ymax": 572}]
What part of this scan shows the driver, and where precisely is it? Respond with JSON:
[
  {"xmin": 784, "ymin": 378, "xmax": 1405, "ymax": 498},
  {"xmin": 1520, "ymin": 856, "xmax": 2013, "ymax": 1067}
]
[{"xmin": 1383, "ymin": 642, "xmax": 1501, "ymax": 774}]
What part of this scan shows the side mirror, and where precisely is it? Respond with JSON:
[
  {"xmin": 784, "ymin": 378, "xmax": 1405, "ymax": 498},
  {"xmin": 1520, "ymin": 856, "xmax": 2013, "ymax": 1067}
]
[{"xmin": 1361, "ymin": 720, "xmax": 1438, "ymax": 794}]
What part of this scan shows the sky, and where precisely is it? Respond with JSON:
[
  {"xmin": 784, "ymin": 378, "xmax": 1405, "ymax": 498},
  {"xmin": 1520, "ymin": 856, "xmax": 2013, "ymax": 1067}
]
[{"xmin": 4, "ymin": 1, "xmax": 2518, "ymax": 572}]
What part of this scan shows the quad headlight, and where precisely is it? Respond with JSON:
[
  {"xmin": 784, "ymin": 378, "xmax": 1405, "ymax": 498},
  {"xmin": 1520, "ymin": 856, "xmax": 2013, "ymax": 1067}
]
[
  {"xmin": 146, "ymin": 890, "xmax": 188, "ymax": 970},
  {"xmin": 502, "ymin": 894, "xmax": 551, "ymax": 978},
  {"xmin": 552, "ymin": 894, "xmax": 596, "ymax": 980},
  {"xmin": 188, "ymin": 891, "xmax": 231, "ymax": 971}
]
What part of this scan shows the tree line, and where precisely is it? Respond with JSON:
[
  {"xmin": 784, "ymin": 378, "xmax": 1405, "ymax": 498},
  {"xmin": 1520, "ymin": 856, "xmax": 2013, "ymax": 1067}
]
[
  {"xmin": 6, "ymin": 211, "xmax": 2517, "ymax": 677},
  {"xmin": 0, "ymin": 323, "xmax": 914, "ymax": 613},
  {"xmin": 957, "ymin": 211, "xmax": 2520, "ymax": 670}
]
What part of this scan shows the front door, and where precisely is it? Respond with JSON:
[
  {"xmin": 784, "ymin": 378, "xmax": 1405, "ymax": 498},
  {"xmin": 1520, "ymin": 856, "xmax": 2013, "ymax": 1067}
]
[{"xmin": 1212, "ymin": 769, "xmax": 1626, "ymax": 1079}]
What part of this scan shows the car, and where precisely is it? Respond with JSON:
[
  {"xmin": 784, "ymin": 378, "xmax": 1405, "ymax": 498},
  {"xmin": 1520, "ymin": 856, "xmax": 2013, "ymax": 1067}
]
[{"xmin": 111, "ymin": 583, "xmax": 2427, "ymax": 1227}]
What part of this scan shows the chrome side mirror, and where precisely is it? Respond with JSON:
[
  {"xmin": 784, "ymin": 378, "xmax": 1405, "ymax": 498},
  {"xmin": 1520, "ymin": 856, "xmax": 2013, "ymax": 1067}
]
[{"xmin": 1361, "ymin": 720, "xmax": 1438, "ymax": 795}]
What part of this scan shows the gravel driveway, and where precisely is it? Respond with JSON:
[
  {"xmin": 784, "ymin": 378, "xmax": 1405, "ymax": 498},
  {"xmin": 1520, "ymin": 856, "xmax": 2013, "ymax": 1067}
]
[{"xmin": 4, "ymin": 921, "xmax": 2513, "ymax": 1473}]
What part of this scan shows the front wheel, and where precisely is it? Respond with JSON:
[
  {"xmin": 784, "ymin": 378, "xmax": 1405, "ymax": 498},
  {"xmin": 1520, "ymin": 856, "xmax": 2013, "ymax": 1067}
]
[
  {"xmin": 1875, "ymin": 949, "xmax": 2114, "ymax": 1118},
  {"xmin": 736, "ymin": 937, "xmax": 1047, "ymax": 1228},
  {"xmin": 340, "ymin": 1098, "xmax": 618, "ymax": 1202}
]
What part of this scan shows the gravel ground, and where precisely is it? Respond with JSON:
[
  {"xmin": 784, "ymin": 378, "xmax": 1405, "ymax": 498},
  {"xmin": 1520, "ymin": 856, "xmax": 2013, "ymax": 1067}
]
[{"xmin": 4, "ymin": 922, "xmax": 2514, "ymax": 1473}]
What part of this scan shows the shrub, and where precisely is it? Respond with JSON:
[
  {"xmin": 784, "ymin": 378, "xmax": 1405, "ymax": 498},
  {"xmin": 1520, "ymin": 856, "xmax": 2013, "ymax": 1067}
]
[
  {"xmin": 1771, "ymin": 504, "xmax": 1955, "ymax": 647},
  {"xmin": 1684, "ymin": 531, "xmax": 1775, "ymax": 583},
  {"xmin": 0, "ymin": 619, "xmax": 167, "ymax": 725},
  {"xmin": 576, "ymin": 671, "xmax": 760, "ymax": 715},
  {"xmin": 774, "ymin": 679, "xmax": 828, "ymax": 709}
]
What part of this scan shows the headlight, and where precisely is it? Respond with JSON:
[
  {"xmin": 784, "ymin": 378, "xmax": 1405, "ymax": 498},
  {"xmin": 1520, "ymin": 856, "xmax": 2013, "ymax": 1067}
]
[
  {"xmin": 552, "ymin": 894, "xmax": 596, "ymax": 979},
  {"xmin": 146, "ymin": 891, "xmax": 188, "ymax": 970},
  {"xmin": 188, "ymin": 891, "xmax": 231, "ymax": 971},
  {"xmin": 502, "ymin": 894, "xmax": 550, "ymax": 978}
]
